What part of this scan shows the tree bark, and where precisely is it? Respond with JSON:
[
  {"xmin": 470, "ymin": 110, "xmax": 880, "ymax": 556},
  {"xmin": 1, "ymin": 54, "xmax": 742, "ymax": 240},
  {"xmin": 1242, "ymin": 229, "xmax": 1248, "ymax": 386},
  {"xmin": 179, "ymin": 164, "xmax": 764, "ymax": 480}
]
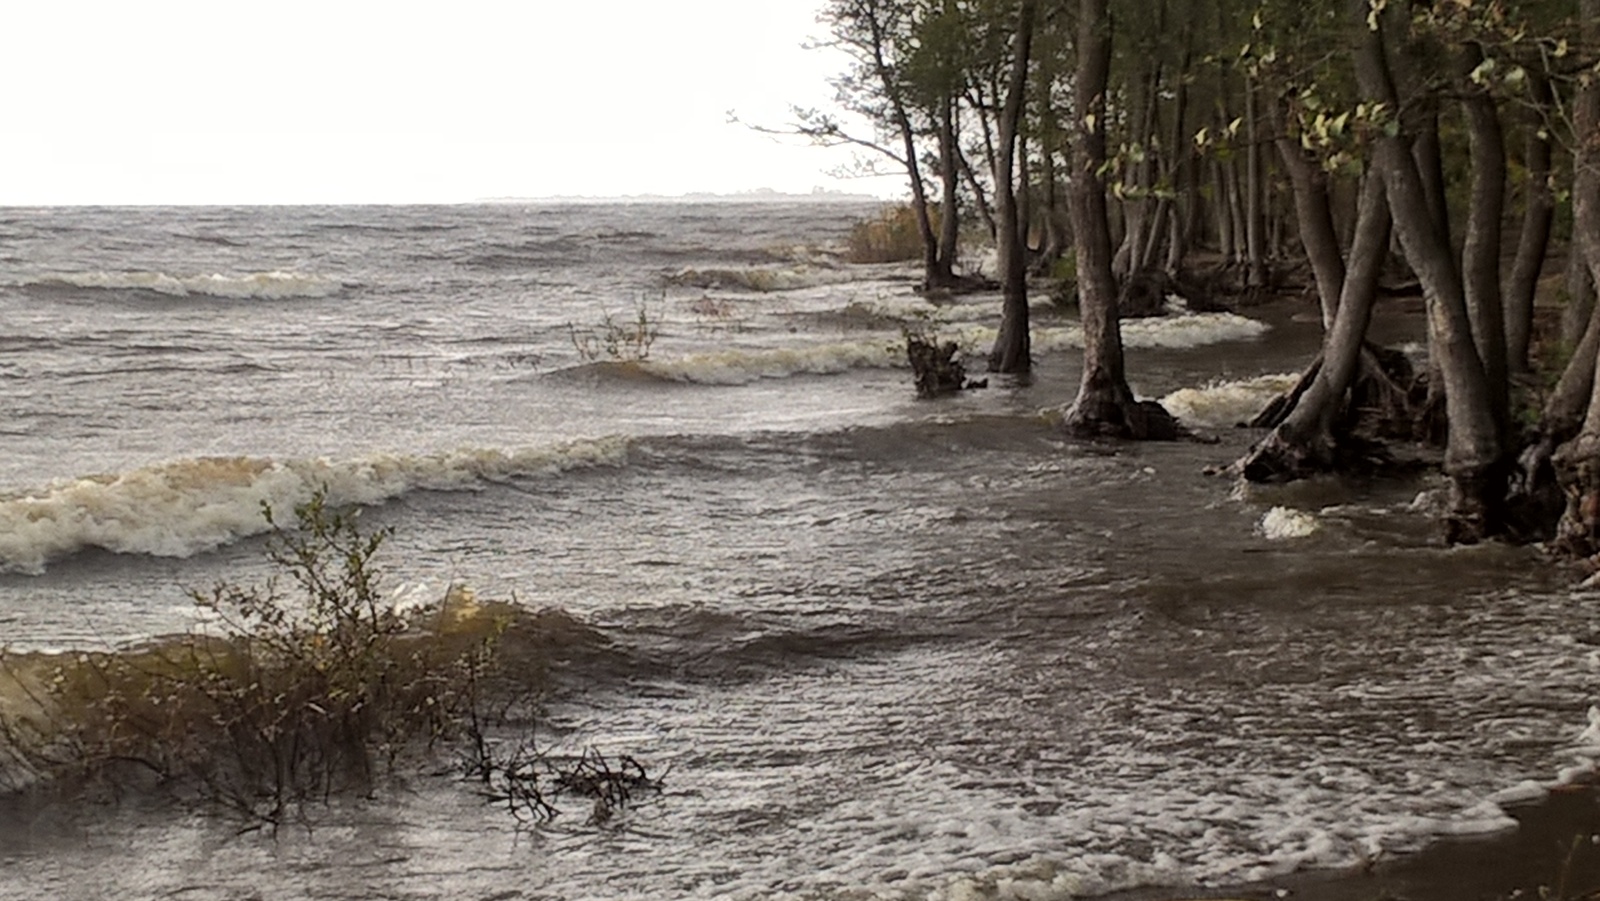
[{"xmin": 1244, "ymin": 74, "xmax": 1267, "ymax": 289}]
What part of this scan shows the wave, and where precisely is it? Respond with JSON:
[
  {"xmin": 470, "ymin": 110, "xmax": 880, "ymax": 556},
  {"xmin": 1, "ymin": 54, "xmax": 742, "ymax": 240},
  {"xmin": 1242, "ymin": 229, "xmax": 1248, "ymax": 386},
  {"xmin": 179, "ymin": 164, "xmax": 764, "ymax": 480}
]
[
  {"xmin": 628, "ymin": 312, "xmax": 1270, "ymax": 386},
  {"xmin": 1159, "ymin": 372, "xmax": 1298, "ymax": 429},
  {"xmin": 17, "ymin": 270, "xmax": 343, "ymax": 300},
  {"xmin": 0, "ymin": 438, "xmax": 631, "ymax": 574},
  {"xmin": 639, "ymin": 340, "xmax": 901, "ymax": 384},
  {"xmin": 662, "ymin": 264, "xmax": 857, "ymax": 292}
]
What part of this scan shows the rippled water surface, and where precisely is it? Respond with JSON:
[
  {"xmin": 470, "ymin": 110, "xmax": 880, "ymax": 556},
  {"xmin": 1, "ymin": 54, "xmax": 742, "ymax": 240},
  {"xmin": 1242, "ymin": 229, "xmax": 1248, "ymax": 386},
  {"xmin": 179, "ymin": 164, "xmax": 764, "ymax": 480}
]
[{"xmin": 1, "ymin": 203, "xmax": 1596, "ymax": 900}]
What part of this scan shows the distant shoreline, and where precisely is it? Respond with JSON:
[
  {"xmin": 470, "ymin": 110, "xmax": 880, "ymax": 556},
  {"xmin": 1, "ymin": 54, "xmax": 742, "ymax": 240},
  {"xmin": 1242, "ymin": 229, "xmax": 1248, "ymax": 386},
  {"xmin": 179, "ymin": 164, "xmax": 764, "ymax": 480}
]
[
  {"xmin": 0, "ymin": 194, "xmax": 895, "ymax": 210},
  {"xmin": 475, "ymin": 190, "xmax": 888, "ymax": 205}
]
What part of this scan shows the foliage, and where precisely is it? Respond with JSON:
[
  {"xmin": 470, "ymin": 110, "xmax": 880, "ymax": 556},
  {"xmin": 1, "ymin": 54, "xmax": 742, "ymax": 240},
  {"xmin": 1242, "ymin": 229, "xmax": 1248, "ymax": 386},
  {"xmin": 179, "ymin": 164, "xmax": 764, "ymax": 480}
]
[{"xmin": 568, "ymin": 297, "xmax": 660, "ymax": 363}]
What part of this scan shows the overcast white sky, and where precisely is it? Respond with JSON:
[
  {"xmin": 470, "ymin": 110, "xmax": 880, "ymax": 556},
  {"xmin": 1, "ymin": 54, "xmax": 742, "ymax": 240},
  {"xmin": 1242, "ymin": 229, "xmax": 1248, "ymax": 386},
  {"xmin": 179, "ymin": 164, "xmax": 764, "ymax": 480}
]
[{"xmin": 1, "ymin": 1, "xmax": 900, "ymax": 204}]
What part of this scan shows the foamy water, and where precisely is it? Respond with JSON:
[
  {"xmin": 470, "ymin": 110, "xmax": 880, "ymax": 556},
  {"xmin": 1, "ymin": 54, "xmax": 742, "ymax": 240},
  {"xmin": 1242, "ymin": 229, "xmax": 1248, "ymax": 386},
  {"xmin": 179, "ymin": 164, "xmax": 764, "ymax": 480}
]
[{"xmin": 0, "ymin": 203, "xmax": 1590, "ymax": 901}]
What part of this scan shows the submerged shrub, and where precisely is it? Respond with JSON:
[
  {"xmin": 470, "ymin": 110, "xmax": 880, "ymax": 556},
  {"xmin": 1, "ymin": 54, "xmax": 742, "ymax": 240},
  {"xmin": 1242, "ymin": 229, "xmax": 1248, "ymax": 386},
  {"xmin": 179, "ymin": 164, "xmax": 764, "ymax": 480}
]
[
  {"xmin": 1, "ymin": 492, "xmax": 515, "ymax": 827},
  {"xmin": 568, "ymin": 297, "xmax": 660, "ymax": 362},
  {"xmin": 0, "ymin": 493, "xmax": 666, "ymax": 831}
]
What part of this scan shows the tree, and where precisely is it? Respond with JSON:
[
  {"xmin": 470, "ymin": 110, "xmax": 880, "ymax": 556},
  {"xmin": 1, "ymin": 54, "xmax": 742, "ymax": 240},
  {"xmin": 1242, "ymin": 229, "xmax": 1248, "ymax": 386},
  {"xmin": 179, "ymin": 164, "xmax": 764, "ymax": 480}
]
[
  {"xmin": 1061, "ymin": 0, "xmax": 1183, "ymax": 439},
  {"xmin": 1354, "ymin": 0, "xmax": 1509, "ymax": 542}
]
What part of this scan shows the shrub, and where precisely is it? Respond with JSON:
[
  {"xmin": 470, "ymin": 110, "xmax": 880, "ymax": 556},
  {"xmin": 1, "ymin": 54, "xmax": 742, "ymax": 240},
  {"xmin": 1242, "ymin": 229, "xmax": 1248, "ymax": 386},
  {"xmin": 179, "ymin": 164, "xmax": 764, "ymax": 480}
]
[
  {"xmin": 0, "ymin": 493, "xmax": 664, "ymax": 831},
  {"xmin": 1, "ymin": 492, "xmax": 510, "ymax": 828},
  {"xmin": 846, "ymin": 204, "xmax": 932, "ymax": 264}
]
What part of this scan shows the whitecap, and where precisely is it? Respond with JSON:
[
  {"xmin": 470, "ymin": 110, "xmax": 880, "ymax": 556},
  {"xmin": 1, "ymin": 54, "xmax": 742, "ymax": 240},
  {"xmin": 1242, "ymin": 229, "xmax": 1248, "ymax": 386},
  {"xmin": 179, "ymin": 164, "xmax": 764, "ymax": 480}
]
[{"xmin": 21, "ymin": 269, "xmax": 343, "ymax": 300}]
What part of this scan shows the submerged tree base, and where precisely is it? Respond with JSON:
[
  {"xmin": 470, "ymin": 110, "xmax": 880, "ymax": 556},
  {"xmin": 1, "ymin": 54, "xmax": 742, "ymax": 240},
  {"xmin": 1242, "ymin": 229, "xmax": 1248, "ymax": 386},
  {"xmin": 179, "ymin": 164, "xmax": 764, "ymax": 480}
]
[
  {"xmin": 1554, "ymin": 433, "xmax": 1600, "ymax": 562},
  {"xmin": 1063, "ymin": 388, "xmax": 1185, "ymax": 441},
  {"xmin": 1237, "ymin": 343, "xmax": 1426, "ymax": 483}
]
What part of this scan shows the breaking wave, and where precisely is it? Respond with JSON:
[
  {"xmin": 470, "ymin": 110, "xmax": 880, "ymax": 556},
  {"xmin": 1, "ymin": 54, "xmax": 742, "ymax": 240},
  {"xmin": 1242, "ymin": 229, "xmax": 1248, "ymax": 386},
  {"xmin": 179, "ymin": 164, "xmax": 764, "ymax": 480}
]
[
  {"xmin": 663, "ymin": 265, "xmax": 856, "ymax": 292},
  {"xmin": 639, "ymin": 340, "xmax": 901, "ymax": 384},
  {"xmin": 0, "ymin": 438, "xmax": 631, "ymax": 574},
  {"xmin": 18, "ymin": 270, "xmax": 343, "ymax": 300}
]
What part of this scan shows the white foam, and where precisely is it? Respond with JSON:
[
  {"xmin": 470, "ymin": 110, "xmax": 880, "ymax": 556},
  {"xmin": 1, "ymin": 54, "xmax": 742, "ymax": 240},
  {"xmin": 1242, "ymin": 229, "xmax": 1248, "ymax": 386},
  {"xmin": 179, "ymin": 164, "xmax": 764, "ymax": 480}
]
[
  {"xmin": 1160, "ymin": 373, "xmax": 1300, "ymax": 429},
  {"xmin": 1023, "ymin": 311, "xmax": 1272, "ymax": 353},
  {"xmin": 23, "ymin": 269, "xmax": 342, "ymax": 300},
  {"xmin": 0, "ymin": 438, "xmax": 630, "ymax": 574},
  {"xmin": 1258, "ymin": 506, "xmax": 1320, "ymax": 539}
]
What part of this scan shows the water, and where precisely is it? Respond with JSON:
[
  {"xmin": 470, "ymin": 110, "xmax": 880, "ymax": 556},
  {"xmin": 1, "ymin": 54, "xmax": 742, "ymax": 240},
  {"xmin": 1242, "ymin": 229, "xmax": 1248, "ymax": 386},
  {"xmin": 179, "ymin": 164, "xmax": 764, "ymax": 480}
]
[{"xmin": 1, "ymin": 202, "xmax": 1596, "ymax": 900}]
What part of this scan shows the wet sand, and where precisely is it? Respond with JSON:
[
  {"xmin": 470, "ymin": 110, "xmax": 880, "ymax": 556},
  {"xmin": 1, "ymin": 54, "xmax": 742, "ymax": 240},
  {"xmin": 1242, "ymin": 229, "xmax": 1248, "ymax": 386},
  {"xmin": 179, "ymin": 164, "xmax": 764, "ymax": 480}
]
[{"xmin": 1107, "ymin": 783, "xmax": 1600, "ymax": 901}]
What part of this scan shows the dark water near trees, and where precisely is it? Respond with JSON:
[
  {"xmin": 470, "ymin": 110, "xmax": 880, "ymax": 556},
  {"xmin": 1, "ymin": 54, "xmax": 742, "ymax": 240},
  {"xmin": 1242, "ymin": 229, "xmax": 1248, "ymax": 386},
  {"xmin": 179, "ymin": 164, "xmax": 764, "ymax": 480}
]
[{"xmin": 0, "ymin": 203, "xmax": 1596, "ymax": 899}]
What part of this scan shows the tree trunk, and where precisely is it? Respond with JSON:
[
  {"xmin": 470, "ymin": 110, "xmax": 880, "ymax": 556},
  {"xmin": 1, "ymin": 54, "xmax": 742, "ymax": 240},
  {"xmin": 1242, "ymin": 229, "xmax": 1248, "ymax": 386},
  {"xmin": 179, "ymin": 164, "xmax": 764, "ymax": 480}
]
[
  {"xmin": 1062, "ymin": 0, "xmax": 1181, "ymax": 440},
  {"xmin": 1244, "ymin": 74, "xmax": 1267, "ymax": 289},
  {"xmin": 957, "ymin": 144, "xmax": 998, "ymax": 242},
  {"xmin": 933, "ymin": 96, "xmax": 962, "ymax": 289},
  {"xmin": 1563, "ymin": 245, "xmax": 1596, "ymax": 348},
  {"xmin": 1504, "ymin": 72, "xmax": 1555, "ymax": 374},
  {"xmin": 1355, "ymin": 0, "xmax": 1504, "ymax": 542},
  {"xmin": 861, "ymin": 5, "xmax": 941, "ymax": 291},
  {"xmin": 987, "ymin": 0, "xmax": 1038, "ymax": 374},
  {"xmin": 1459, "ymin": 42, "xmax": 1510, "ymax": 437},
  {"xmin": 1276, "ymin": 130, "xmax": 1345, "ymax": 329}
]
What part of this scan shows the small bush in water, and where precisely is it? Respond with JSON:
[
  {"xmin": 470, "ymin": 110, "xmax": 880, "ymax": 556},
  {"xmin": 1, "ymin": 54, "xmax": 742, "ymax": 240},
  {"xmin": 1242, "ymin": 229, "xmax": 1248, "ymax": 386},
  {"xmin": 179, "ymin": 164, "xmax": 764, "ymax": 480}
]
[
  {"xmin": 1, "ymin": 492, "xmax": 511, "ymax": 827},
  {"xmin": 569, "ymin": 297, "xmax": 659, "ymax": 363}
]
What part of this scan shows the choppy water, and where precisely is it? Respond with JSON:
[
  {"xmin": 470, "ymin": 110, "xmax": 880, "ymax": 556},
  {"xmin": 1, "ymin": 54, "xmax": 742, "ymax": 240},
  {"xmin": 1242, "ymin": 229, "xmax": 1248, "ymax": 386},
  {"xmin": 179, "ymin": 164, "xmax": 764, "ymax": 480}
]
[{"xmin": 1, "ymin": 202, "xmax": 1597, "ymax": 900}]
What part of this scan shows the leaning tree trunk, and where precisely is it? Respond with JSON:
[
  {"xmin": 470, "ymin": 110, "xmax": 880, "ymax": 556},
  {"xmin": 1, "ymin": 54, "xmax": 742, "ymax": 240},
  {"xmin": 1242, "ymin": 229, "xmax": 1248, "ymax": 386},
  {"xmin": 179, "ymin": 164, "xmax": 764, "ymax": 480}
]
[
  {"xmin": 1238, "ymin": 171, "xmax": 1392, "ymax": 481},
  {"xmin": 987, "ymin": 0, "xmax": 1038, "ymax": 374},
  {"xmin": 1355, "ymin": 0, "xmax": 1505, "ymax": 543},
  {"xmin": 1062, "ymin": 0, "xmax": 1181, "ymax": 440}
]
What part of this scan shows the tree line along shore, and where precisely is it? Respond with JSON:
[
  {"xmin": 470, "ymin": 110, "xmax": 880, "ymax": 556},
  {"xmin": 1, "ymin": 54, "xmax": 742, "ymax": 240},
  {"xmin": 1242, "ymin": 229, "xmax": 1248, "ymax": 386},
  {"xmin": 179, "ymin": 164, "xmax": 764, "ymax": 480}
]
[{"xmin": 789, "ymin": 0, "xmax": 1600, "ymax": 560}]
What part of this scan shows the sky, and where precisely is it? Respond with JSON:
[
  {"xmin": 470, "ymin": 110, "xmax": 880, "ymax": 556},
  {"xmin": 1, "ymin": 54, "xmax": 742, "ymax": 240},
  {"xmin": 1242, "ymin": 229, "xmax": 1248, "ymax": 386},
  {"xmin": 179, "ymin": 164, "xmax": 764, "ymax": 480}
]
[{"xmin": 1, "ymin": 1, "xmax": 902, "ymax": 204}]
